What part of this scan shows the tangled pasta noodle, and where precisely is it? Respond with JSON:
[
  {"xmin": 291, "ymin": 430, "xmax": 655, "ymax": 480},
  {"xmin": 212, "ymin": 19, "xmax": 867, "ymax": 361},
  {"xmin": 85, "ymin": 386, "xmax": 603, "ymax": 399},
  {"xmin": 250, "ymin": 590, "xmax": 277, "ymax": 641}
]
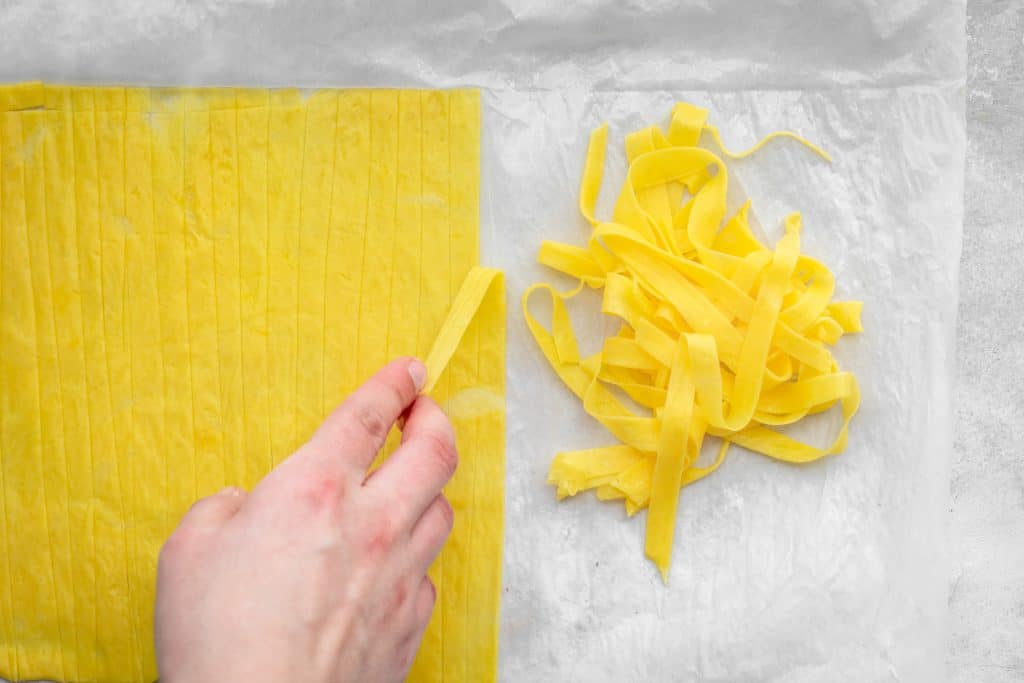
[{"xmin": 522, "ymin": 103, "xmax": 863, "ymax": 580}]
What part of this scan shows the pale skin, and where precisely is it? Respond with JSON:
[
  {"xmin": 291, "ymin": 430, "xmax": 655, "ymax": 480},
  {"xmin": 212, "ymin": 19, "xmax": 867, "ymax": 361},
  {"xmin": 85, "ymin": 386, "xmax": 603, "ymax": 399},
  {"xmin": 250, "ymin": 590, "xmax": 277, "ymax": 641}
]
[{"xmin": 154, "ymin": 357, "xmax": 457, "ymax": 683}]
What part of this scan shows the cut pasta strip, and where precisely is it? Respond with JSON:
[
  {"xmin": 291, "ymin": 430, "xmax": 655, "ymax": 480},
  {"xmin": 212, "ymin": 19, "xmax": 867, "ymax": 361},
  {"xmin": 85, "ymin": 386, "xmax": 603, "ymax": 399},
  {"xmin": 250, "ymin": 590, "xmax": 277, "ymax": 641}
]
[{"xmin": 524, "ymin": 103, "xmax": 862, "ymax": 581}]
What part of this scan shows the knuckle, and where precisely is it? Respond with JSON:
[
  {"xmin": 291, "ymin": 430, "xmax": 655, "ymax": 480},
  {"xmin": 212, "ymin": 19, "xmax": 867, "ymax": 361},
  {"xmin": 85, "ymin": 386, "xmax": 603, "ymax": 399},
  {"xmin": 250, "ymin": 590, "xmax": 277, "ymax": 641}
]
[
  {"xmin": 387, "ymin": 580, "xmax": 410, "ymax": 615},
  {"xmin": 302, "ymin": 474, "xmax": 347, "ymax": 511},
  {"xmin": 370, "ymin": 373, "xmax": 409, "ymax": 413},
  {"xmin": 423, "ymin": 577, "xmax": 437, "ymax": 609},
  {"xmin": 424, "ymin": 429, "xmax": 459, "ymax": 477},
  {"xmin": 391, "ymin": 358, "xmax": 419, "ymax": 398},
  {"xmin": 438, "ymin": 496, "xmax": 454, "ymax": 531},
  {"xmin": 362, "ymin": 513, "xmax": 400, "ymax": 558},
  {"xmin": 355, "ymin": 404, "xmax": 391, "ymax": 445},
  {"xmin": 382, "ymin": 378, "xmax": 410, "ymax": 415}
]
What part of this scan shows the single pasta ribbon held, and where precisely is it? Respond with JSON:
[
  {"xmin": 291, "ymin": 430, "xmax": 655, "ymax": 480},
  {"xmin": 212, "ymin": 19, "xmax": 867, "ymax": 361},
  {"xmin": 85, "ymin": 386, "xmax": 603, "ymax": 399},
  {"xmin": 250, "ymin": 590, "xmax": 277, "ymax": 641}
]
[{"xmin": 524, "ymin": 103, "xmax": 863, "ymax": 582}]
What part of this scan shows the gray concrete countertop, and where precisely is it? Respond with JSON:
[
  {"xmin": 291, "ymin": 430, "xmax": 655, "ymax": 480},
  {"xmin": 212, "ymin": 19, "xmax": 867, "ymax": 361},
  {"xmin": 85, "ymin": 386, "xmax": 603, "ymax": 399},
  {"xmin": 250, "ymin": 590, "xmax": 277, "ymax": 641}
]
[
  {"xmin": 0, "ymin": 1, "xmax": 1018, "ymax": 680},
  {"xmin": 951, "ymin": 2, "xmax": 1024, "ymax": 681}
]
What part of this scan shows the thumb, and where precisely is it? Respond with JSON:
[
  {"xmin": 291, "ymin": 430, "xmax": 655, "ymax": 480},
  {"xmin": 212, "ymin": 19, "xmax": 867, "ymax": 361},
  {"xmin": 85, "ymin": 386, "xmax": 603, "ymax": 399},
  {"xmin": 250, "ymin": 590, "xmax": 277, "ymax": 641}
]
[{"xmin": 181, "ymin": 486, "xmax": 248, "ymax": 530}]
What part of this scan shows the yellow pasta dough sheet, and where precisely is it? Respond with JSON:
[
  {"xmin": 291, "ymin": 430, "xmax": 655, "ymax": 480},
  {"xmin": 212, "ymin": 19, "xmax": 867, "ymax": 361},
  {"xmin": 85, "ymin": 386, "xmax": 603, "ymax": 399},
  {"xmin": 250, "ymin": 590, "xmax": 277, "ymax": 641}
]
[{"xmin": 0, "ymin": 82, "xmax": 504, "ymax": 683}]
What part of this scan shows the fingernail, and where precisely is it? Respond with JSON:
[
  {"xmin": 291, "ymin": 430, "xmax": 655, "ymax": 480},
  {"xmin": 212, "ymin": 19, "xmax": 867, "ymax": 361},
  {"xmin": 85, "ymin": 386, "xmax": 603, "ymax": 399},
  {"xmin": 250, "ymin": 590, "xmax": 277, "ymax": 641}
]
[{"xmin": 408, "ymin": 359, "xmax": 427, "ymax": 393}]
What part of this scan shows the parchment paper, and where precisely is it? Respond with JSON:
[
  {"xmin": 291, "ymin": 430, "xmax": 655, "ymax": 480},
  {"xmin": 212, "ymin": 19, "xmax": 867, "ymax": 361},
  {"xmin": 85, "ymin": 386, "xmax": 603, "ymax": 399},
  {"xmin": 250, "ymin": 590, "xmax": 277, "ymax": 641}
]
[
  {"xmin": 0, "ymin": 1, "xmax": 966, "ymax": 680},
  {"xmin": 488, "ymin": 87, "xmax": 962, "ymax": 682}
]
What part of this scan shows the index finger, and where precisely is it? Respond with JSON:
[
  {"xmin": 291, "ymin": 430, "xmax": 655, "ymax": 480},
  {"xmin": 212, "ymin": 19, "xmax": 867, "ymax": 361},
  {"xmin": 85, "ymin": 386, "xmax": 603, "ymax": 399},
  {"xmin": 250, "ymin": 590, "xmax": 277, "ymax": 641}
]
[
  {"xmin": 365, "ymin": 395, "xmax": 458, "ymax": 526},
  {"xmin": 306, "ymin": 357, "xmax": 428, "ymax": 477}
]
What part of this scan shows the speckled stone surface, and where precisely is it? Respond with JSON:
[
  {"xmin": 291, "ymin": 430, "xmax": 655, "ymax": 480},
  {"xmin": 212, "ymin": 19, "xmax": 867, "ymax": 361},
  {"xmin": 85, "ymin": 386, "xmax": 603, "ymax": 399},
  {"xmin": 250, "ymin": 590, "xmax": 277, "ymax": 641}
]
[{"xmin": 950, "ymin": 2, "xmax": 1024, "ymax": 681}]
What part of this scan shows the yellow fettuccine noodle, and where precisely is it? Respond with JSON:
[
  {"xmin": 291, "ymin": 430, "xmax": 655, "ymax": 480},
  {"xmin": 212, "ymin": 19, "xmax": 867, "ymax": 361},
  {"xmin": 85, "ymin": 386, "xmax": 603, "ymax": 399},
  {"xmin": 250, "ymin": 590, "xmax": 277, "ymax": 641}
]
[
  {"xmin": 524, "ymin": 103, "xmax": 862, "ymax": 581},
  {"xmin": 0, "ymin": 82, "xmax": 504, "ymax": 683}
]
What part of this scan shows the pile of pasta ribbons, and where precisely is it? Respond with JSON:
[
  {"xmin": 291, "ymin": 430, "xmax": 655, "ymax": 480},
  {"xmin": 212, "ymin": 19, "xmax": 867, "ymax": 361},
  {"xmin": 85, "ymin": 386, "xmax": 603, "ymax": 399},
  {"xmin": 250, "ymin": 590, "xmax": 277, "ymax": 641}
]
[{"xmin": 523, "ymin": 103, "xmax": 863, "ymax": 580}]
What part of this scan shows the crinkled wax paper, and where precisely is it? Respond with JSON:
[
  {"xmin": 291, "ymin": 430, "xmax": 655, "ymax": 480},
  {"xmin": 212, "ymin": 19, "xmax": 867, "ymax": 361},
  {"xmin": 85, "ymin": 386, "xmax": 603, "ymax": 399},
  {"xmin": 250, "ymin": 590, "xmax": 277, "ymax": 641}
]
[{"xmin": 0, "ymin": 1, "xmax": 965, "ymax": 681}]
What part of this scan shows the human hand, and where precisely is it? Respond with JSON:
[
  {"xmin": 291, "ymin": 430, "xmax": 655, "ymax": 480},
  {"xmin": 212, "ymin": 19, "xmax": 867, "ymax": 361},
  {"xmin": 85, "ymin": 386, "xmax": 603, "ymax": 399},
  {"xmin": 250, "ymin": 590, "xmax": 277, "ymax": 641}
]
[{"xmin": 154, "ymin": 357, "xmax": 457, "ymax": 683}]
